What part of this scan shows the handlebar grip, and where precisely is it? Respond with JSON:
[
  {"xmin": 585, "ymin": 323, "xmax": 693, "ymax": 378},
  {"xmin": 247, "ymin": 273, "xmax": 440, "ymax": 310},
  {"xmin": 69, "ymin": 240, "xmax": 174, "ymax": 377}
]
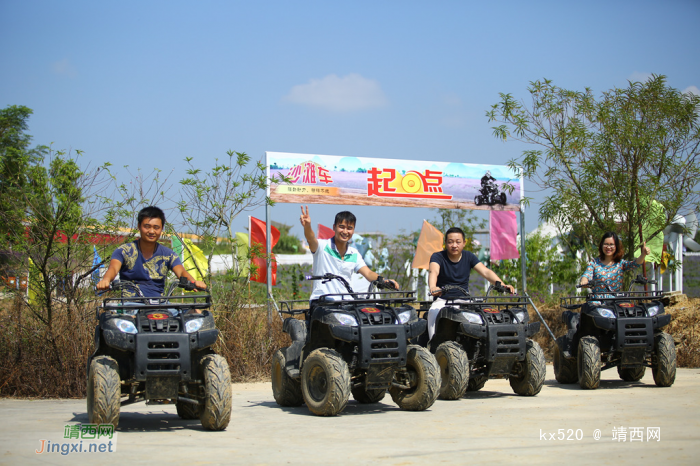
[{"xmin": 305, "ymin": 275, "xmax": 325, "ymax": 281}]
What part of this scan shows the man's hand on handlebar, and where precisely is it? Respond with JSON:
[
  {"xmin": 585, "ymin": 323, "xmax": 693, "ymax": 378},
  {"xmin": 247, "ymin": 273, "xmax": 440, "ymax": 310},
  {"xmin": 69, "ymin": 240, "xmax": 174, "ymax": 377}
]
[{"xmin": 96, "ymin": 278, "xmax": 112, "ymax": 291}]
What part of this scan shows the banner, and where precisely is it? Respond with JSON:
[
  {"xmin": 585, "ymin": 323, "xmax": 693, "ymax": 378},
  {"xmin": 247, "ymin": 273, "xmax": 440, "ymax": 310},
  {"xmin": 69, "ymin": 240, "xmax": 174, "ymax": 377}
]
[
  {"xmin": 317, "ymin": 223, "xmax": 335, "ymax": 240},
  {"xmin": 268, "ymin": 152, "xmax": 522, "ymax": 211}
]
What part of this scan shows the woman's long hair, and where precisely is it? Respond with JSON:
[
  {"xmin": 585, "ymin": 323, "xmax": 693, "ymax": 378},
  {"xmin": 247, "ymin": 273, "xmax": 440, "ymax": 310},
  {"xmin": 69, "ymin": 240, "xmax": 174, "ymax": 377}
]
[{"xmin": 598, "ymin": 232, "xmax": 624, "ymax": 262}]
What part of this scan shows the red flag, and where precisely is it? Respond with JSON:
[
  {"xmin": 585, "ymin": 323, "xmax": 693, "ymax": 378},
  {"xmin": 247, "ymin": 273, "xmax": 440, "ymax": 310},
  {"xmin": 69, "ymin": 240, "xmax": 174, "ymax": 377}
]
[
  {"xmin": 250, "ymin": 217, "xmax": 281, "ymax": 285},
  {"xmin": 317, "ymin": 223, "xmax": 335, "ymax": 240}
]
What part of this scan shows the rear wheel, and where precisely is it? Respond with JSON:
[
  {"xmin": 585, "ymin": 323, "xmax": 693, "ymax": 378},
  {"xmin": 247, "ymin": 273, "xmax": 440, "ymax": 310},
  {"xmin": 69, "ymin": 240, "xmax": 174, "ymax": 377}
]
[
  {"xmin": 553, "ymin": 337, "xmax": 578, "ymax": 384},
  {"xmin": 435, "ymin": 341, "xmax": 469, "ymax": 400},
  {"xmin": 87, "ymin": 356, "xmax": 121, "ymax": 427},
  {"xmin": 577, "ymin": 336, "xmax": 601, "ymax": 389},
  {"xmin": 351, "ymin": 385, "xmax": 386, "ymax": 404},
  {"xmin": 271, "ymin": 348, "xmax": 303, "ymax": 407},
  {"xmin": 466, "ymin": 374, "xmax": 487, "ymax": 392},
  {"xmin": 509, "ymin": 340, "xmax": 546, "ymax": 396},
  {"xmin": 499, "ymin": 192, "xmax": 507, "ymax": 204},
  {"xmin": 301, "ymin": 348, "xmax": 351, "ymax": 416},
  {"xmin": 652, "ymin": 332, "xmax": 676, "ymax": 387},
  {"xmin": 176, "ymin": 400, "xmax": 201, "ymax": 419},
  {"xmin": 389, "ymin": 345, "xmax": 440, "ymax": 411},
  {"xmin": 475, "ymin": 195, "xmax": 482, "ymax": 206},
  {"xmin": 617, "ymin": 365, "xmax": 646, "ymax": 382},
  {"xmin": 199, "ymin": 354, "xmax": 232, "ymax": 431}
]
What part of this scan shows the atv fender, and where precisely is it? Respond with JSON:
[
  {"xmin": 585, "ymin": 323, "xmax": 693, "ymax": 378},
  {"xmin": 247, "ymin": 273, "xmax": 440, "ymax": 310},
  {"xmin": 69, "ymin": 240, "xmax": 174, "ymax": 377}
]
[
  {"xmin": 283, "ymin": 317, "xmax": 307, "ymax": 342},
  {"xmin": 561, "ymin": 310, "xmax": 580, "ymax": 331},
  {"xmin": 652, "ymin": 314, "xmax": 671, "ymax": 330},
  {"xmin": 558, "ymin": 333, "xmax": 574, "ymax": 359},
  {"xmin": 282, "ymin": 341, "xmax": 304, "ymax": 379},
  {"xmin": 525, "ymin": 322, "xmax": 541, "ymax": 337}
]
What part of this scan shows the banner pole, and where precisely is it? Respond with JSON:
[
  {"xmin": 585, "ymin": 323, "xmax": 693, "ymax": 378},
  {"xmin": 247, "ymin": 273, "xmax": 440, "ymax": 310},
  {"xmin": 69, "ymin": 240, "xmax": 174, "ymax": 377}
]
[
  {"xmin": 265, "ymin": 152, "xmax": 273, "ymax": 322},
  {"xmin": 520, "ymin": 209, "xmax": 527, "ymax": 294}
]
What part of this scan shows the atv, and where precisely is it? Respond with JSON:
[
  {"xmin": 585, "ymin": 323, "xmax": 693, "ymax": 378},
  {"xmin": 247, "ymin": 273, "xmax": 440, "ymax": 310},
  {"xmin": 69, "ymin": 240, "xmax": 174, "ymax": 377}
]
[
  {"xmin": 420, "ymin": 282, "xmax": 545, "ymax": 399},
  {"xmin": 554, "ymin": 275, "xmax": 676, "ymax": 389},
  {"xmin": 271, "ymin": 273, "xmax": 440, "ymax": 416},
  {"xmin": 474, "ymin": 181, "xmax": 507, "ymax": 206},
  {"xmin": 87, "ymin": 277, "xmax": 232, "ymax": 430}
]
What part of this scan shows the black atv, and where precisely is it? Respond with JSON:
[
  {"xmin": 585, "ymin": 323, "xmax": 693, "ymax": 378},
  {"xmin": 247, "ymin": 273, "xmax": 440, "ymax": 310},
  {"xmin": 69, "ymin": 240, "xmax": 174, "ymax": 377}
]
[
  {"xmin": 554, "ymin": 275, "xmax": 676, "ymax": 389},
  {"xmin": 421, "ymin": 282, "xmax": 545, "ymax": 399},
  {"xmin": 87, "ymin": 277, "xmax": 232, "ymax": 430},
  {"xmin": 271, "ymin": 273, "xmax": 440, "ymax": 416},
  {"xmin": 474, "ymin": 181, "xmax": 507, "ymax": 206}
]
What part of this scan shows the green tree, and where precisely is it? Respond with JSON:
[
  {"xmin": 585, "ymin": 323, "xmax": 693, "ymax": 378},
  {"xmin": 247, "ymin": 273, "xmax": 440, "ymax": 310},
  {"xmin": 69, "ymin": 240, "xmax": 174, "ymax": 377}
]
[
  {"xmin": 0, "ymin": 105, "xmax": 47, "ymax": 240},
  {"xmin": 271, "ymin": 221, "xmax": 302, "ymax": 254},
  {"xmin": 487, "ymin": 75, "xmax": 700, "ymax": 264},
  {"xmin": 488, "ymin": 231, "xmax": 579, "ymax": 303},
  {"xmin": 431, "ymin": 208, "xmax": 486, "ymax": 252},
  {"xmin": 177, "ymin": 151, "xmax": 287, "ymax": 312}
]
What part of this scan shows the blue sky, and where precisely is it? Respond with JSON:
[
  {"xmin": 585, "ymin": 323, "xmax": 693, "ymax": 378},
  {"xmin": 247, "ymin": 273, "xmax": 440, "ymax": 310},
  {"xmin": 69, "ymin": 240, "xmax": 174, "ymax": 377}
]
[{"xmin": 2, "ymin": 0, "xmax": 699, "ymax": 239}]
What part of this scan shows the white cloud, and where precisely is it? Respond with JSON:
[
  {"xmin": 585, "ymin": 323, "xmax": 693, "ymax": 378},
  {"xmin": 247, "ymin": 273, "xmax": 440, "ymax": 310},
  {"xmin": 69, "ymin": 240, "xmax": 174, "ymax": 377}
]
[
  {"xmin": 51, "ymin": 59, "xmax": 77, "ymax": 78},
  {"xmin": 283, "ymin": 74, "xmax": 388, "ymax": 112},
  {"xmin": 628, "ymin": 71, "xmax": 652, "ymax": 83},
  {"xmin": 683, "ymin": 85, "xmax": 700, "ymax": 96}
]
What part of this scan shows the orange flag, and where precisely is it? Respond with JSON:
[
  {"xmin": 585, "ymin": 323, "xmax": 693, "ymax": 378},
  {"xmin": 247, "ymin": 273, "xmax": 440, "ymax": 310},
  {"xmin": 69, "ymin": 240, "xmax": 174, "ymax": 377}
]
[
  {"xmin": 249, "ymin": 216, "xmax": 281, "ymax": 285},
  {"xmin": 412, "ymin": 220, "xmax": 444, "ymax": 269}
]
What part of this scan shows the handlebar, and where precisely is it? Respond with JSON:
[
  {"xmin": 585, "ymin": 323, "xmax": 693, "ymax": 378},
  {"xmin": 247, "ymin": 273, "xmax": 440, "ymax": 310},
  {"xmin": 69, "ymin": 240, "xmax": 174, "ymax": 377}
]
[{"xmin": 306, "ymin": 273, "xmax": 355, "ymax": 294}]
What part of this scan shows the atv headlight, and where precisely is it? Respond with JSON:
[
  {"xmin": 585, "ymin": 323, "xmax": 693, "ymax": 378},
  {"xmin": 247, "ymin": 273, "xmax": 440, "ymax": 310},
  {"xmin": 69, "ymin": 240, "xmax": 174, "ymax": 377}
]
[
  {"xmin": 331, "ymin": 313, "xmax": 358, "ymax": 326},
  {"xmin": 461, "ymin": 312, "xmax": 483, "ymax": 324},
  {"xmin": 595, "ymin": 308, "xmax": 616, "ymax": 318},
  {"xmin": 114, "ymin": 318, "xmax": 138, "ymax": 334},
  {"xmin": 396, "ymin": 310, "xmax": 412, "ymax": 324},
  {"xmin": 513, "ymin": 311, "xmax": 528, "ymax": 324},
  {"xmin": 647, "ymin": 305, "xmax": 660, "ymax": 317},
  {"xmin": 185, "ymin": 319, "xmax": 203, "ymax": 333}
]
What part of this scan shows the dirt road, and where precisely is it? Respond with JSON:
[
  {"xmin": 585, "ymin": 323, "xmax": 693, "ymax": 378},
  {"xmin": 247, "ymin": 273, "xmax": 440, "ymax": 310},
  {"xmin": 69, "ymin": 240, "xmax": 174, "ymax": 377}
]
[{"xmin": 2, "ymin": 367, "xmax": 699, "ymax": 465}]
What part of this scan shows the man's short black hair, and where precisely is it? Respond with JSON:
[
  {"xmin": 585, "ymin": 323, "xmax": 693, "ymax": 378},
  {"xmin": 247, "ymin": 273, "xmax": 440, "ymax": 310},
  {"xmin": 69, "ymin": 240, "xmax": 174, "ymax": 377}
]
[
  {"xmin": 445, "ymin": 227, "xmax": 465, "ymax": 241},
  {"xmin": 334, "ymin": 211, "xmax": 356, "ymax": 227},
  {"xmin": 138, "ymin": 206, "xmax": 166, "ymax": 226}
]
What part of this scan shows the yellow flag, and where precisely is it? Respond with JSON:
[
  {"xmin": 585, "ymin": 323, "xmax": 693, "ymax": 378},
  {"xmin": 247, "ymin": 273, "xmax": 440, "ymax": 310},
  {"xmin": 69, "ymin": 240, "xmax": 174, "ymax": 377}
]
[
  {"xmin": 182, "ymin": 238, "xmax": 207, "ymax": 282},
  {"xmin": 234, "ymin": 232, "xmax": 249, "ymax": 277},
  {"xmin": 28, "ymin": 257, "xmax": 39, "ymax": 305},
  {"xmin": 412, "ymin": 220, "xmax": 444, "ymax": 269}
]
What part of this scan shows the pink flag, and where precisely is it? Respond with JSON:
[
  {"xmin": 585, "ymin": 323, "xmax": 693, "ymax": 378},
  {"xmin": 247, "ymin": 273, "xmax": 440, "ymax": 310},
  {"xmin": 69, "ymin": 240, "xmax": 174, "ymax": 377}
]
[{"xmin": 490, "ymin": 211, "xmax": 519, "ymax": 260}]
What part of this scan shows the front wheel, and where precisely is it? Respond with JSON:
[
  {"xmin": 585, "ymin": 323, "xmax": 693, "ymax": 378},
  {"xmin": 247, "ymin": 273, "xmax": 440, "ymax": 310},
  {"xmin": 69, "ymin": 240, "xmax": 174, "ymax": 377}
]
[
  {"xmin": 553, "ymin": 337, "xmax": 578, "ymax": 384},
  {"xmin": 652, "ymin": 332, "xmax": 676, "ymax": 387},
  {"xmin": 577, "ymin": 336, "xmax": 601, "ymax": 389},
  {"xmin": 617, "ymin": 365, "xmax": 646, "ymax": 382},
  {"xmin": 435, "ymin": 341, "xmax": 469, "ymax": 400},
  {"xmin": 87, "ymin": 356, "xmax": 121, "ymax": 426},
  {"xmin": 509, "ymin": 340, "xmax": 546, "ymax": 396},
  {"xmin": 199, "ymin": 354, "xmax": 232, "ymax": 431},
  {"xmin": 499, "ymin": 192, "xmax": 507, "ymax": 204},
  {"xmin": 474, "ymin": 195, "xmax": 482, "ymax": 206},
  {"xmin": 271, "ymin": 348, "xmax": 303, "ymax": 407},
  {"xmin": 389, "ymin": 345, "xmax": 440, "ymax": 411},
  {"xmin": 301, "ymin": 348, "xmax": 351, "ymax": 416}
]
